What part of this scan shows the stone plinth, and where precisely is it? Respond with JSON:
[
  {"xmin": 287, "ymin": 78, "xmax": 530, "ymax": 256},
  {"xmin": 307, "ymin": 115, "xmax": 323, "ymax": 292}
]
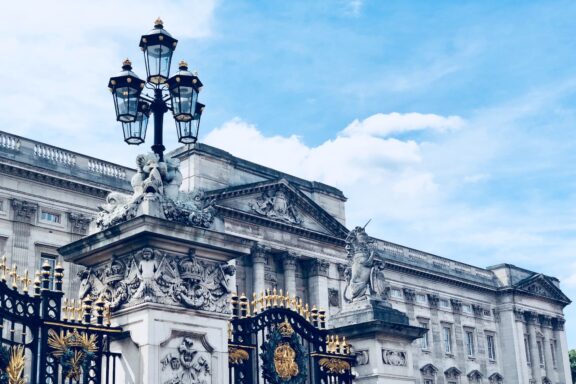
[
  {"xmin": 59, "ymin": 215, "xmax": 254, "ymax": 384},
  {"xmin": 331, "ymin": 299, "xmax": 426, "ymax": 384}
]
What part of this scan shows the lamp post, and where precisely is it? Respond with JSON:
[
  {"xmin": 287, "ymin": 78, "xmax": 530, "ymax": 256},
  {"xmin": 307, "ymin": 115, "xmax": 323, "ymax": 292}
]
[{"xmin": 108, "ymin": 18, "xmax": 204, "ymax": 162}]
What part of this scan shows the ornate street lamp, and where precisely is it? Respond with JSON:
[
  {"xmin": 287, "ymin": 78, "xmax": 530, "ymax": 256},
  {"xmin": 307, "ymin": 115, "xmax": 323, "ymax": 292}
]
[{"xmin": 108, "ymin": 18, "xmax": 204, "ymax": 161}]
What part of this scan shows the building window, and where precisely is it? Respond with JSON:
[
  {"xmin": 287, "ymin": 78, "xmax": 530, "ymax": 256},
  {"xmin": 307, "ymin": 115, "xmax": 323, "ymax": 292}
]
[
  {"xmin": 424, "ymin": 380, "xmax": 434, "ymax": 384},
  {"xmin": 524, "ymin": 336, "xmax": 531, "ymax": 365},
  {"xmin": 420, "ymin": 322, "xmax": 429, "ymax": 350},
  {"xmin": 462, "ymin": 304, "xmax": 472, "ymax": 314},
  {"xmin": 390, "ymin": 288, "xmax": 402, "ymax": 299},
  {"xmin": 440, "ymin": 299, "xmax": 450, "ymax": 308},
  {"xmin": 416, "ymin": 294, "xmax": 427, "ymax": 304},
  {"xmin": 443, "ymin": 326, "xmax": 452, "ymax": 354},
  {"xmin": 487, "ymin": 334, "xmax": 496, "ymax": 360},
  {"xmin": 550, "ymin": 340, "xmax": 557, "ymax": 368},
  {"xmin": 40, "ymin": 210, "xmax": 61, "ymax": 224},
  {"xmin": 465, "ymin": 330, "xmax": 475, "ymax": 357},
  {"xmin": 40, "ymin": 254, "xmax": 56, "ymax": 290},
  {"xmin": 537, "ymin": 340, "xmax": 545, "ymax": 367}
]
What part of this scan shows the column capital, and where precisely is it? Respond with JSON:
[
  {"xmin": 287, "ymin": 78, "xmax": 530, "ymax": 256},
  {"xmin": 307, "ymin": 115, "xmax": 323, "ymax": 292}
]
[
  {"xmin": 308, "ymin": 259, "xmax": 330, "ymax": 277},
  {"xmin": 68, "ymin": 212, "xmax": 91, "ymax": 235},
  {"xmin": 472, "ymin": 303, "xmax": 484, "ymax": 317},
  {"xmin": 403, "ymin": 288, "xmax": 416, "ymax": 303},
  {"xmin": 281, "ymin": 253, "xmax": 297, "ymax": 270},
  {"xmin": 552, "ymin": 317, "xmax": 565, "ymax": 331},
  {"xmin": 538, "ymin": 314, "xmax": 553, "ymax": 328},
  {"xmin": 427, "ymin": 293, "xmax": 439, "ymax": 309},
  {"xmin": 11, "ymin": 199, "xmax": 37, "ymax": 223},
  {"xmin": 251, "ymin": 244, "xmax": 270, "ymax": 264},
  {"xmin": 524, "ymin": 310, "xmax": 538, "ymax": 324},
  {"xmin": 514, "ymin": 307, "xmax": 525, "ymax": 322},
  {"xmin": 450, "ymin": 298, "xmax": 462, "ymax": 314}
]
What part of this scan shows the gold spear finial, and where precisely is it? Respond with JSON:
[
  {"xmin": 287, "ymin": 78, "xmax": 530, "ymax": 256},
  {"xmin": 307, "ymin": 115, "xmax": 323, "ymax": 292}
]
[
  {"xmin": 9, "ymin": 264, "xmax": 18, "ymax": 289},
  {"xmin": 20, "ymin": 269, "xmax": 32, "ymax": 293}
]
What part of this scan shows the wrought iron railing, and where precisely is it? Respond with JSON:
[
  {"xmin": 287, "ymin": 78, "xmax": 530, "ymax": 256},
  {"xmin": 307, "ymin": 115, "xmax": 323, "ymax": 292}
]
[{"xmin": 0, "ymin": 256, "xmax": 123, "ymax": 384}]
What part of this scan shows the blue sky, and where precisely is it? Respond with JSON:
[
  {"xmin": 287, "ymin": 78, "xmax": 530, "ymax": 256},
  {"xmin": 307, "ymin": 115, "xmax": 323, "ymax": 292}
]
[{"xmin": 3, "ymin": 1, "xmax": 576, "ymax": 347}]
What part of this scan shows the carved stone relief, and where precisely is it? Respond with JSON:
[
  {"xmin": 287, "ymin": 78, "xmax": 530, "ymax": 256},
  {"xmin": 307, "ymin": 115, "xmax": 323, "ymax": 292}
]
[
  {"xmin": 160, "ymin": 337, "xmax": 211, "ymax": 384},
  {"xmin": 78, "ymin": 247, "xmax": 235, "ymax": 313},
  {"xmin": 95, "ymin": 153, "xmax": 215, "ymax": 230},
  {"xmin": 308, "ymin": 259, "xmax": 330, "ymax": 278},
  {"xmin": 328, "ymin": 288, "xmax": 340, "ymax": 307},
  {"xmin": 381, "ymin": 349, "xmax": 407, "ymax": 366},
  {"xmin": 356, "ymin": 350, "xmax": 369, "ymax": 366},
  {"xmin": 248, "ymin": 187, "xmax": 302, "ymax": 225}
]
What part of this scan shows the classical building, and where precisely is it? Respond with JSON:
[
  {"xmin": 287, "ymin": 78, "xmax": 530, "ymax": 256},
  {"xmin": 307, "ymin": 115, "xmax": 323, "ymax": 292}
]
[{"xmin": 0, "ymin": 129, "xmax": 572, "ymax": 384}]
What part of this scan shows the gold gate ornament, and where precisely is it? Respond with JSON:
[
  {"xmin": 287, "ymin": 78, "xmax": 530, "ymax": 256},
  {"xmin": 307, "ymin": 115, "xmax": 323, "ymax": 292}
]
[{"xmin": 274, "ymin": 342, "xmax": 299, "ymax": 380}]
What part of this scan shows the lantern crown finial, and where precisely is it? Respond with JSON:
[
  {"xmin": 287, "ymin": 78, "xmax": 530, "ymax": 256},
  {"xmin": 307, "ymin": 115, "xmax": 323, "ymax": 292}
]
[
  {"xmin": 154, "ymin": 17, "xmax": 164, "ymax": 28},
  {"xmin": 178, "ymin": 60, "xmax": 188, "ymax": 70},
  {"xmin": 122, "ymin": 58, "xmax": 132, "ymax": 70}
]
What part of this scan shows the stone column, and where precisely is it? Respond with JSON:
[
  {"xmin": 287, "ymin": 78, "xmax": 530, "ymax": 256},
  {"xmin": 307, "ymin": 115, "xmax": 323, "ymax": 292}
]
[
  {"xmin": 282, "ymin": 253, "xmax": 297, "ymax": 297},
  {"xmin": 251, "ymin": 244, "xmax": 268, "ymax": 296},
  {"xmin": 10, "ymin": 199, "xmax": 37, "ymax": 270},
  {"xmin": 552, "ymin": 318, "xmax": 571, "ymax": 383},
  {"xmin": 539, "ymin": 315, "xmax": 555, "ymax": 382},
  {"xmin": 307, "ymin": 259, "xmax": 330, "ymax": 310},
  {"xmin": 525, "ymin": 311, "xmax": 540, "ymax": 381}
]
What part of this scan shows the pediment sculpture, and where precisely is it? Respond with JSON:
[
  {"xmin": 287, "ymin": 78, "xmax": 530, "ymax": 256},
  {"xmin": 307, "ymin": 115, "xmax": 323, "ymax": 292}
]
[
  {"xmin": 95, "ymin": 153, "xmax": 215, "ymax": 230},
  {"xmin": 248, "ymin": 187, "xmax": 302, "ymax": 225}
]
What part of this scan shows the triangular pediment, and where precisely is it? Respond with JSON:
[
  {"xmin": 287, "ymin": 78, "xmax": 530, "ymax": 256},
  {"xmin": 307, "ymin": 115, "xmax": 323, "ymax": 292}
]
[
  {"xmin": 514, "ymin": 274, "xmax": 571, "ymax": 305},
  {"xmin": 205, "ymin": 178, "xmax": 348, "ymax": 239}
]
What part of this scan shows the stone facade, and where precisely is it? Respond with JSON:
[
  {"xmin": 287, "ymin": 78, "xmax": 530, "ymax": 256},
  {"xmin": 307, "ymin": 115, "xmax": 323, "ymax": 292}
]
[{"xmin": 0, "ymin": 129, "xmax": 572, "ymax": 383}]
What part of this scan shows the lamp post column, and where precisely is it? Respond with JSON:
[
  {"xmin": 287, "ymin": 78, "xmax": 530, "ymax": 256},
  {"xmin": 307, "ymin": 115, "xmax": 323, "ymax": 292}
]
[{"xmin": 150, "ymin": 88, "xmax": 167, "ymax": 161}]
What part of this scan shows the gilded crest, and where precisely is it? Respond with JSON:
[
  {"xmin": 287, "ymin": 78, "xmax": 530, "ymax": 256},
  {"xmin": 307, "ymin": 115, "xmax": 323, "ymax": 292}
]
[{"xmin": 273, "ymin": 343, "xmax": 299, "ymax": 379}]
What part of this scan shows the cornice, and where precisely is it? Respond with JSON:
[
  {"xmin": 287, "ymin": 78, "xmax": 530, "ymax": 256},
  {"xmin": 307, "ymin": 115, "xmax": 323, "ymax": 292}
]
[{"xmin": 0, "ymin": 162, "xmax": 112, "ymax": 198}]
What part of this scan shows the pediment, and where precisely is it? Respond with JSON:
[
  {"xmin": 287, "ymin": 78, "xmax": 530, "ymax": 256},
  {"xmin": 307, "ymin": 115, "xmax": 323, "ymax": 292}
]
[
  {"xmin": 205, "ymin": 178, "xmax": 348, "ymax": 239},
  {"xmin": 514, "ymin": 274, "xmax": 571, "ymax": 305}
]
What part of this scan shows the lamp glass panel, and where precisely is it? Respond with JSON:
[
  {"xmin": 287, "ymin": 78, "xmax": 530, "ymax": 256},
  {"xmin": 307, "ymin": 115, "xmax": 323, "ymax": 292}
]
[
  {"xmin": 114, "ymin": 86, "xmax": 139, "ymax": 122},
  {"xmin": 147, "ymin": 44, "xmax": 172, "ymax": 84}
]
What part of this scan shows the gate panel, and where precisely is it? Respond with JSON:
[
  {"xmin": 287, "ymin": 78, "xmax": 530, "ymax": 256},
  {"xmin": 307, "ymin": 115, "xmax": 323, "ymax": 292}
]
[{"xmin": 229, "ymin": 290, "xmax": 355, "ymax": 384}]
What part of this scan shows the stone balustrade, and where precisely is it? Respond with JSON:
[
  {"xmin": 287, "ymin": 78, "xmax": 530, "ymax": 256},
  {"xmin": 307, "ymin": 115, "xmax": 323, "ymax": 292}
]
[
  {"xmin": 0, "ymin": 132, "xmax": 21, "ymax": 150},
  {"xmin": 0, "ymin": 130, "xmax": 134, "ymax": 191}
]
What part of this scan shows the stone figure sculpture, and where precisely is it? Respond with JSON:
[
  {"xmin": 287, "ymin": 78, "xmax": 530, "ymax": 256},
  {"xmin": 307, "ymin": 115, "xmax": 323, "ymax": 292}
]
[
  {"xmin": 249, "ymin": 188, "xmax": 302, "ymax": 225},
  {"xmin": 95, "ymin": 153, "xmax": 214, "ymax": 230},
  {"xmin": 160, "ymin": 337, "xmax": 210, "ymax": 384},
  {"xmin": 343, "ymin": 225, "xmax": 387, "ymax": 302},
  {"xmin": 77, "ymin": 247, "xmax": 235, "ymax": 314}
]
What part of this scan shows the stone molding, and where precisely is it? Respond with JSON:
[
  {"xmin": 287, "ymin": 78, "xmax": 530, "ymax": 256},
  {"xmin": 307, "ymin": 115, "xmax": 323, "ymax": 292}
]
[{"xmin": 11, "ymin": 199, "xmax": 37, "ymax": 223}]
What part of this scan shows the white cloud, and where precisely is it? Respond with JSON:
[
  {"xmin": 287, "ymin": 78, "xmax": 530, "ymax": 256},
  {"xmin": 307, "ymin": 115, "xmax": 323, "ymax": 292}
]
[{"xmin": 341, "ymin": 112, "xmax": 465, "ymax": 138}]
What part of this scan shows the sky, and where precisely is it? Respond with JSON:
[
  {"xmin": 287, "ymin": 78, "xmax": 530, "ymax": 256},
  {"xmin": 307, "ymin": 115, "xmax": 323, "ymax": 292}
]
[{"xmin": 2, "ymin": 1, "xmax": 576, "ymax": 347}]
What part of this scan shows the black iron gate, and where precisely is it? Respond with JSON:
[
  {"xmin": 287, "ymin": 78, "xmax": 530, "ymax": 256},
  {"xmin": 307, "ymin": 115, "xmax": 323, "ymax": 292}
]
[
  {"xmin": 0, "ymin": 258, "xmax": 122, "ymax": 384},
  {"xmin": 229, "ymin": 290, "xmax": 354, "ymax": 384}
]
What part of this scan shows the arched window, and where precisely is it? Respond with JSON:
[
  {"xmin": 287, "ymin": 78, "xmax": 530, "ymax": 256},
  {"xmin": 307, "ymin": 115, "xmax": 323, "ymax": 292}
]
[{"xmin": 467, "ymin": 370, "xmax": 483, "ymax": 383}]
